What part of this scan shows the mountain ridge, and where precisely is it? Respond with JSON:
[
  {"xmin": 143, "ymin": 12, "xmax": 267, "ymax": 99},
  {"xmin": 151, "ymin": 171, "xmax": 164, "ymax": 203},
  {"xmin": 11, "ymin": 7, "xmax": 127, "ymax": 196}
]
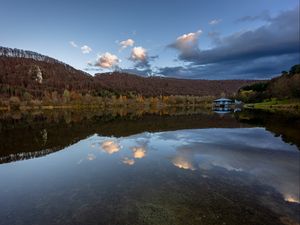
[{"xmin": 0, "ymin": 46, "xmax": 258, "ymax": 98}]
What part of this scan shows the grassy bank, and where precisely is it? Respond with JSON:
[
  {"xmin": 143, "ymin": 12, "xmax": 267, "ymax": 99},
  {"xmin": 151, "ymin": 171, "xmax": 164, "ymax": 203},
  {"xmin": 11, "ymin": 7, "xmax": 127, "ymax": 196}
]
[{"xmin": 244, "ymin": 99, "xmax": 300, "ymax": 115}]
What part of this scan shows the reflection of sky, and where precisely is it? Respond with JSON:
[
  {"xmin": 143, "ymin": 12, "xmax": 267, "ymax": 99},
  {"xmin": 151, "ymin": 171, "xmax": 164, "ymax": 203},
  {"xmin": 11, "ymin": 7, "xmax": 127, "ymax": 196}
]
[
  {"xmin": 122, "ymin": 157, "xmax": 135, "ymax": 166},
  {"xmin": 86, "ymin": 128, "xmax": 299, "ymax": 203},
  {"xmin": 1, "ymin": 128, "xmax": 299, "ymax": 210},
  {"xmin": 87, "ymin": 153, "xmax": 96, "ymax": 161}
]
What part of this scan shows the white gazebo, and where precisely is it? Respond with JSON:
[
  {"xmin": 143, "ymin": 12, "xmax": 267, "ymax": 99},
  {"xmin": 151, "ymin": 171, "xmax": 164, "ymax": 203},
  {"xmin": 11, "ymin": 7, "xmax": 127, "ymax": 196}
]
[{"xmin": 213, "ymin": 98, "xmax": 233, "ymax": 107}]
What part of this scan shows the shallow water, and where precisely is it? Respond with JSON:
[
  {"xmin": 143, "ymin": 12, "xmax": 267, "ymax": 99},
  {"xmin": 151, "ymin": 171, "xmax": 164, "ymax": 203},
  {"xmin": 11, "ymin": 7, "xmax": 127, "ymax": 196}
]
[{"xmin": 0, "ymin": 109, "xmax": 299, "ymax": 225}]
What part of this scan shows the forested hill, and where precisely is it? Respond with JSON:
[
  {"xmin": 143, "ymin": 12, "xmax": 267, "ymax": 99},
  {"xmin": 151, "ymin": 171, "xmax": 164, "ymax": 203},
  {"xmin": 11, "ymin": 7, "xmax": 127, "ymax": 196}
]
[
  {"xmin": 0, "ymin": 46, "xmax": 256, "ymax": 99},
  {"xmin": 94, "ymin": 72, "xmax": 256, "ymax": 96},
  {"xmin": 0, "ymin": 47, "xmax": 94, "ymax": 98},
  {"xmin": 237, "ymin": 64, "xmax": 300, "ymax": 103}
]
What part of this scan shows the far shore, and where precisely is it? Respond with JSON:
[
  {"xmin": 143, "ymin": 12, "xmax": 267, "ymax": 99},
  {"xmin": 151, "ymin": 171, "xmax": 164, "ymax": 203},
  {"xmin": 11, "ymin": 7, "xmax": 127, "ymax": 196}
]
[
  {"xmin": 1, "ymin": 99, "xmax": 300, "ymax": 116},
  {"xmin": 0, "ymin": 103, "xmax": 213, "ymax": 112},
  {"xmin": 244, "ymin": 99, "xmax": 300, "ymax": 115}
]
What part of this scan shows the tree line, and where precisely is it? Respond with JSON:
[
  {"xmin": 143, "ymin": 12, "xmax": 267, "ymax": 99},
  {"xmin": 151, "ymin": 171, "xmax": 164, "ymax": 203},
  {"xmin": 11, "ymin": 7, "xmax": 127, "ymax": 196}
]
[{"xmin": 236, "ymin": 64, "xmax": 300, "ymax": 103}]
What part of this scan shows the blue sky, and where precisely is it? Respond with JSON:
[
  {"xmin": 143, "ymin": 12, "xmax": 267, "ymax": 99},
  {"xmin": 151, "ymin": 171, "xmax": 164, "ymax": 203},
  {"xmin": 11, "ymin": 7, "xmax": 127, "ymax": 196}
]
[{"xmin": 0, "ymin": 0, "xmax": 299, "ymax": 79}]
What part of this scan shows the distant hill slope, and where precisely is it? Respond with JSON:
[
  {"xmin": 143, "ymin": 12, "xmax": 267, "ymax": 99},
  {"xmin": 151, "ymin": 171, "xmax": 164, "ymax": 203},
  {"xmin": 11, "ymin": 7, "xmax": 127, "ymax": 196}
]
[
  {"xmin": 94, "ymin": 72, "xmax": 256, "ymax": 96},
  {"xmin": 0, "ymin": 46, "xmax": 256, "ymax": 98},
  {"xmin": 237, "ymin": 65, "xmax": 300, "ymax": 102},
  {"xmin": 0, "ymin": 47, "xmax": 94, "ymax": 98}
]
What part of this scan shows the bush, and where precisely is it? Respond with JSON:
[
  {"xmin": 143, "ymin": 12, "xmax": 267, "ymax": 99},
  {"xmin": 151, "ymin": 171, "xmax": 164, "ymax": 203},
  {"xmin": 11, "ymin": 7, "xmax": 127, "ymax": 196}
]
[
  {"xmin": 289, "ymin": 64, "xmax": 300, "ymax": 75},
  {"xmin": 241, "ymin": 82, "xmax": 268, "ymax": 92},
  {"xmin": 30, "ymin": 99, "xmax": 42, "ymax": 107},
  {"xmin": 9, "ymin": 96, "xmax": 21, "ymax": 110},
  {"xmin": 63, "ymin": 89, "xmax": 70, "ymax": 103},
  {"xmin": 23, "ymin": 92, "xmax": 32, "ymax": 102}
]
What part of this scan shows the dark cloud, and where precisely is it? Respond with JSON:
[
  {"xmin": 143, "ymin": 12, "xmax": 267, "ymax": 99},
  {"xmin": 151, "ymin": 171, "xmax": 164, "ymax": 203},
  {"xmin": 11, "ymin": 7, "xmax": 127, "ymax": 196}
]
[
  {"xmin": 168, "ymin": 30, "xmax": 202, "ymax": 61},
  {"xmin": 121, "ymin": 68, "xmax": 154, "ymax": 77},
  {"xmin": 84, "ymin": 67, "xmax": 102, "ymax": 72},
  {"xmin": 159, "ymin": 53, "xmax": 299, "ymax": 80},
  {"xmin": 128, "ymin": 46, "xmax": 158, "ymax": 73},
  {"xmin": 132, "ymin": 55, "xmax": 158, "ymax": 70},
  {"xmin": 207, "ymin": 31, "xmax": 222, "ymax": 45},
  {"xmin": 236, "ymin": 10, "xmax": 271, "ymax": 22},
  {"xmin": 165, "ymin": 7, "xmax": 299, "ymax": 79}
]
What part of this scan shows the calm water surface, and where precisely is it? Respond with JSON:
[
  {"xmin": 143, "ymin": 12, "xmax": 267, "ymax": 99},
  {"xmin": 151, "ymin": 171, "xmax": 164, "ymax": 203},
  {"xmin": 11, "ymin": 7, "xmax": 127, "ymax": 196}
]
[{"xmin": 0, "ymin": 109, "xmax": 299, "ymax": 225}]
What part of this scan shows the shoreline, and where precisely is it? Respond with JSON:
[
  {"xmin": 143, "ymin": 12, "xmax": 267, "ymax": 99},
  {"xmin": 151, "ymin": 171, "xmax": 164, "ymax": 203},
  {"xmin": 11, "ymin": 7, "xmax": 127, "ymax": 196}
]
[
  {"xmin": 0, "ymin": 103, "xmax": 213, "ymax": 112},
  {"xmin": 244, "ymin": 99, "xmax": 300, "ymax": 116}
]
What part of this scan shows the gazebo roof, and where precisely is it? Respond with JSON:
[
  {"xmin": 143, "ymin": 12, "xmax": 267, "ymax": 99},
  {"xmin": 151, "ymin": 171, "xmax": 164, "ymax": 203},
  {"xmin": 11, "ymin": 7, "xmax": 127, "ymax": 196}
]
[{"xmin": 213, "ymin": 98, "xmax": 233, "ymax": 102}]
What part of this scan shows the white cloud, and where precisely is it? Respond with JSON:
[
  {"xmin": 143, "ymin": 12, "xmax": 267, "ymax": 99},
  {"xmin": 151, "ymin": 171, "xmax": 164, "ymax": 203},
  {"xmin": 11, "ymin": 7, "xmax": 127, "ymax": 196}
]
[
  {"xmin": 130, "ymin": 46, "xmax": 147, "ymax": 62},
  {"xmin": 209, "ymin": 19, "xmax": 222, "ymax": 25},
  {"xmin": 176, "ymin": 30, "xmax": 202, "ymax": 45},
  {"xmin": 81, "ymin": 45, "xmax": 92, "ymax": 54},
  {"xmin": 129, "ymin": 46, "xmax": 158, "ymax": 70},
  {"xmin": 169, "ymin": 30, "xmax": 202, "ymax": 56},
  {"xmin": 96, "ymin": 52, "xmax": 120, "ymax": 69},
  {"xmin": 119, "ymin": 38, "xmax": 135, "ymax": 50},
  {"xmin": 69, "ymin": 41, "xmax": 78, "ymax": 48}
]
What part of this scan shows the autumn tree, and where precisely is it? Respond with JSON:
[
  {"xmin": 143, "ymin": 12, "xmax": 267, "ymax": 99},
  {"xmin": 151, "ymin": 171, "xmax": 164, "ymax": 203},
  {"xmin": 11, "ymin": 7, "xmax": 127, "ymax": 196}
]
[{"xmin": 63, "ymin": 89, "xmax": 70, "ymax": 103}]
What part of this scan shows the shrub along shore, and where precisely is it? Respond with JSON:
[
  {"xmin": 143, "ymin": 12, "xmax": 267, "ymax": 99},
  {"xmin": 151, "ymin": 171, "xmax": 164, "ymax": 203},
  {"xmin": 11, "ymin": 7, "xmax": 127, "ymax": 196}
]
[{"xmin": 0, "ymin": 93, "xmax": 214, "ymax": 111}]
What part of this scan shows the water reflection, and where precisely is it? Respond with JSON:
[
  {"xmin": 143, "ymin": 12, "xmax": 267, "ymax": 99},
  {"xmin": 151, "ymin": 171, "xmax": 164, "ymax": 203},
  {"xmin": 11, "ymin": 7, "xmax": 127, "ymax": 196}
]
[
  {"xmin": 171, "ymin": 154, "xmax": 195, "ymax": 170},
  {"xmin": 0, "ymin": 109, "xmax": 299, "ymax": 225},
  {"xmin": 285, "ymin": 195, "xmax": 300, "ymax": 203},
  {"xmin": 213, "ymin": 106, "xmax": 232, "ymax": 114},
  {"xmin": 132, "ymin": 146, "xmax": 146, "ymax": 159},
  {"xmin": 72, "ymin": 128, "xmax": 300, "ymax": 206},
  {"xmin": 87, "ymin": 153, "xmax": 96, "ymax": 161},
  {"xmin": 101, "ymin": 140, "xmax": 120, "ymax": 154},
  {"xmin": 1, "ymin": 108, "xmax": 299, "ymax": 164},
  {"xmin": 0, "ymin": 128, "xmax": 300, "ymax": 225},
  {"xmin": 122, "ymin": 157, "xmax": 135, "ymax": 165}
]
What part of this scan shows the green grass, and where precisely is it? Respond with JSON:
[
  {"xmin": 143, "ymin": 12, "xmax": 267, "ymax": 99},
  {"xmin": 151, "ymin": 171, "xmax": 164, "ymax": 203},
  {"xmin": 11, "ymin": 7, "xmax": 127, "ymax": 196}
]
[{"xmin": 244, "ymin": 99, "xmax": 300, "ymax": 114}]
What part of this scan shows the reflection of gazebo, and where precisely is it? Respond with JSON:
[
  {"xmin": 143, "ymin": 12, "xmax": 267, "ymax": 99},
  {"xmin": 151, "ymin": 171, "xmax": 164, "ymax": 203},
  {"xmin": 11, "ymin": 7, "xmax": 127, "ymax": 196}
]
[{"xmin": 213, "ymin": 98, "xmax": 233, "ymax": 107}]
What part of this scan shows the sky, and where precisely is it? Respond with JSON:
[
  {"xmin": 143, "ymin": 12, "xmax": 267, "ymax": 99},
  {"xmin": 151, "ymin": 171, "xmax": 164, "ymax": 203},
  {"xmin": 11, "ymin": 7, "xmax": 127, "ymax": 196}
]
[{"xmin": 0, "ymin": 0, "xmax": 299, "ymax": 79}]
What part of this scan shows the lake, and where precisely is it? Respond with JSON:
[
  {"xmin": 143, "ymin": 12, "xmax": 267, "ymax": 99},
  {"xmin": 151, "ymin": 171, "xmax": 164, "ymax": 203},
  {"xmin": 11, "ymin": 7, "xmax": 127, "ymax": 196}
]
[{"xmin": 0, "ymin": 109, "xmax": 299, "ymax": 225}]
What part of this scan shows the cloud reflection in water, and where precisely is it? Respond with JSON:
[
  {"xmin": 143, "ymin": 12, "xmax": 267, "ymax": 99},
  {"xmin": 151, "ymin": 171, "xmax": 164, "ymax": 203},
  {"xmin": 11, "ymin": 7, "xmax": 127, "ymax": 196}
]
[
  {"xmin": 90, "ymin": 128, "xmax": 299, "ymax": 203},
  {"xmin": 87, "ymin": 153, "xmax": 96, "ymax": 161},
  {"xmin": 172, "ymin": 155, "xmax": 195, "ymax": 170},
  {"xmin": 122, "ymin": 157, "xmax": 135, "ymax": 166},
  {"xmin": 132, "ymin": 146, "xmax": 146, "ymax": 159},
  {"xmin": 101, "ymin": 140, "xmax": 120, "ymax": 154}
]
